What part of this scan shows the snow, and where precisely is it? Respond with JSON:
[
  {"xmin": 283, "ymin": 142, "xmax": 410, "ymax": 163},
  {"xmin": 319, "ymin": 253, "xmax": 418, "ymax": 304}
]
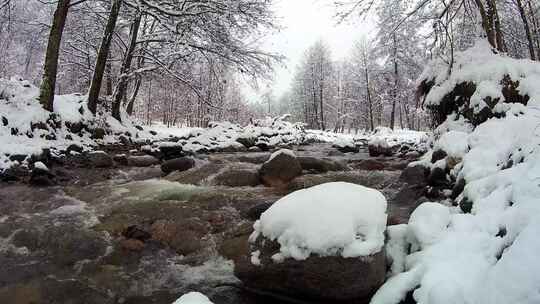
[
  {"xmin": 266, "ymin": 148, "xmax": 295, "ymax": 162},
  {"xmin": 172, "ymin": 292, "xmax": 214, "ymax": 304},
  {"xmin": 372, "ymin": 40, "xmax": 540, "ymax": 304},
  {"xmin": 407, "ymin": 203, "xmax": 451, "ymax": 249},
  {"xmin": 250, "ymin": 250, "xmax": 262, "ymax": 266},
  {"xmin": 419, "ymin": 40, "xmax": 540, "ymax": 108},
  {"xmin": 33, "ymin": 161, "xmax": 48, "ymax": 171},
  {"xmin": 0, "ymin": 77, "xmax": 157, "ymax": 171},
  {"xmin": 250, "ymin": 182, "xmax": 387, "ymax": 260},
  {"xmin": 434, "ymin": 131, "xmax": 469, "ymax": 159}
]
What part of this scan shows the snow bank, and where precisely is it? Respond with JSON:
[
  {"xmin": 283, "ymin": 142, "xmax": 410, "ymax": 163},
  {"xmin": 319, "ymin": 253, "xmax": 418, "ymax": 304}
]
[
  {"xmin": 172, "ymin": 292, "xmax": 213, "ymax": 304},
  {"xmin": 250, "ymin": 182, "xmax": 387, "ymax": 261},
  {"xmin": 0, "ymin": 77, "xmax": 156, "ymax": 171},
  {"xmin": 372, "ymin": 41, "xmax": 540, "ymax": 304}
]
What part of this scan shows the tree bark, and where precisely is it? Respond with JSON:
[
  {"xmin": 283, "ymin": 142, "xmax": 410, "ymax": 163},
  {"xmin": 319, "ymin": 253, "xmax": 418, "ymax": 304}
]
[
  {"xmin": 364, "ymin": 65, "xmax": 374, "ymax": 131},
  {"xmin": 112, "ymin": 13, "xmax": 142, "ymax": 122},
  {"xmin": 87, "ymin": 0, "xmax": 123, "ymax": 115},
  {"xmin": 38, "ymin": 0, "xmax": 71, "ymax": 112},
  {"xmin": 390, "ymin": 33, "xmax": 398, "ymax": 130},
  {"xmin": 516, "ymin": 0, "xmax": 536, "ymax": 60}
]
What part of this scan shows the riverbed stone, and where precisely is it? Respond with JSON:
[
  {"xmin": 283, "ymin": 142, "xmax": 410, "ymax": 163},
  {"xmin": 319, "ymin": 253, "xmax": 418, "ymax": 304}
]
[
  {"xmin": 259, "ymin": 152, "xmax": 302, "ymax": 187},
  {"xmin": 127, "ymin": 155, "xmax": 160, "ymax": 167},
  {"xmin": 235, "ymin": 237, "xmax": 386, "ymax": 301},
  {"xmin": 161, "ymin": 157, "xmax": 195, "ymax": 174}
]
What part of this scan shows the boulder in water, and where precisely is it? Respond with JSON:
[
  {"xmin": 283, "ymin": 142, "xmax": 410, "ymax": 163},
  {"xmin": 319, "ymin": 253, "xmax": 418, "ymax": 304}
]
[{"xmin": 259, "ymin": 149, "xmax": 302, "ymax": 187}]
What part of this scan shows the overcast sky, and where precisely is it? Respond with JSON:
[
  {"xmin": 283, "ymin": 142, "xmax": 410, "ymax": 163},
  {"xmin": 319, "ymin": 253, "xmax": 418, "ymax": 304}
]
[{"xmin": 243, "ymin": 0, "xmax": 376, "ymax": 102}]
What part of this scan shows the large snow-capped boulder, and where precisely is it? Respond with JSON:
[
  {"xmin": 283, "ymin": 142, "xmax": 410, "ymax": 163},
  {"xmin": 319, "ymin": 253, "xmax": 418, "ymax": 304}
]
[
  {"xmin": 259, "ymin": 149, "xmax": 302, "ymax": 187},
  {"xmin": 235, "ymin": 182, "xmax": 388, "ymax": 300}
]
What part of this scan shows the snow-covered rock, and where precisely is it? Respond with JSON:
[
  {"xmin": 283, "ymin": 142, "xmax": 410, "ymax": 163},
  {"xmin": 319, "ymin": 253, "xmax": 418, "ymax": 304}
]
[
  {"xmin": 172, "ymin": 292, "xmax": 213, "ymax": 304},
  {"xmin": 372, "ymin": 40, "xmax": 540, "ymax": 304},
  {"xmin": 250, "ymin": 182, "xmax": 388, "ymax": 260},
  {"xmin": 236, "ymin": 182, "xmax": 388, "ymax": 300}
]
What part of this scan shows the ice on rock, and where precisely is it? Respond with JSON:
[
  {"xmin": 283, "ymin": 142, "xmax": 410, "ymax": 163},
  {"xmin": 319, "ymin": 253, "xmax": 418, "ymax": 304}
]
[
  {"xmin": 250, "ymin": 182, "xmax": 388, "ymax": 260},
  {"xmin": 172, "ymin": 292, "xmax": 214, "ymax": 304}
]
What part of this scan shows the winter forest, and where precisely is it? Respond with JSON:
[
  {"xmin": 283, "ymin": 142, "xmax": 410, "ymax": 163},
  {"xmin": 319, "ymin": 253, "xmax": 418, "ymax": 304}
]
[{"xmin": 1, "ymin": 0, "xmax": 540, "ymax": 304}]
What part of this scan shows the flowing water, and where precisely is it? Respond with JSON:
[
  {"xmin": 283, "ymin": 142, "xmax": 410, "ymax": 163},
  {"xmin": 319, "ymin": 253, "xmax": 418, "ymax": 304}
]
[{"xmin": 0, "ymin": 144, "xmax": 420, "ymax": 304}]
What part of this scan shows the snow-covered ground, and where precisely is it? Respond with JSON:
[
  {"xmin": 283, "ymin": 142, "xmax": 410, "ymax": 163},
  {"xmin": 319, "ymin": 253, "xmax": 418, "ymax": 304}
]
[{"xmin": 0, "ymin": 76, "xmax": 427, "ymax": 173}]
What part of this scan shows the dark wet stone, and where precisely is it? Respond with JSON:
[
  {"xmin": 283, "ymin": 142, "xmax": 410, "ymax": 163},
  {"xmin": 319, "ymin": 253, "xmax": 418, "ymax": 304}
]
[
  {"xmin": 400, "ymin": 165, "xmax": 428, "ymax": 185},
  {"xmin": 235, "ymin": 237, "xmax": 386, "ymax": 301},
  {"xmin": 127, "ymin": 155, "xmax": 160, "ymax": 167},
  {"xmin": 297, "ymin": 156, "xmax": 348, "ymax": 173},
  {"xmin": 212, "ymin": 168, "xmax": 261, "ymax": 187},
  {"xmin": 431, "ymin": 149, "xmax": 447, "ymax": 163},
  {"xmin": 161, "ymin": 157, "xmax": 195, "ymax": 174},
  {"xmin": 88, "ymin": 151, "xmax": 113, "ymax": 168},
  {"xmin": 259, "ymin": 152, "xmax": 302, "ymax": 187}
]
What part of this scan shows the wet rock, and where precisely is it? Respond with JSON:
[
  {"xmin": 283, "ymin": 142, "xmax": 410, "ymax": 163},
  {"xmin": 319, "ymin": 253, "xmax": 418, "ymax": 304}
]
[
  {"xmin": 333, "ymin": 142, "xmax": 360, "ymax": 153},
  {"xmin": 8, "ymin": 154, "xmax": 27, "ymax": 162},
  {"xmin": 65, "ymin": 121, "xmax": 84, "ymax": 134},
  {"xmin": 400, "ymin": 165, "xmax": 428, "ymax": 185},
  {"xmin": 122, "ymin": 225, "xmax": 152, "ymax": 242},
  {"xmin": 368, "ymin": 140, "xmax": 392, "ymax": 157},
  {"xmin": 289, "ymin": 171, "xmax": 398, "ymax": 192},
  {"xmin": 235, "ymin": 237, "xmax": 386, "ymax": 301},
  {"xmin": 259, "ymin": 151, "xmax": 302, "ymax": 187},
  {"xmin": 219, "ymin": 142, "xmax": 248, "ymax": 153},
  {"xmin": 88, "ymin": 151, "xmax": 113, "ymax": 168},
  {"xmin": 161, "ymin": 157, "xmax": 195, "ymax": 174},
  {"xmin": 113, "ymin": 154, "xmax": 128, "ymax": 166},
  {"xmin": 127, "ymin": 155, "xmax": 160, "ymax": 167},
  {"xmin": 150, "ymin": 219, "xmax": 208, "ymax": 255},
  {"xmin": 237, "ymin": 136, "xmax": 257, "ymax": 148},
  {"xmin": 244, "ymin": 201, "xmax": 274, "ymax": 221},
  {"xmin": 159, "ymin": 144, "xmax": 184, "ymax": 160},
  {"xmin": 427, "ymin": 167, "xmax": 448, "ymax": 187},
  {"xmin": 67, "ymin": 144, "xmax": 84, "ymax": 154},
  {"xmin": 29, "ymin": 164, "xmax": 55, "ymax": 187},
  {"xmin": 353, "ymin": 159, "xmax": 386, "ymax": 171},
  {"xmin": 297, "ymin": 156, "xmax": 348, "ymax": 173},
  {"xmin": 120, "ymin": 239, "xmax": 145, "ymax": 252},
  {"xmin": 0, "ymin": 165, "xmax": 28, "ymax": 182},
  {"xmin": 166, "ymin": 162, "xmax": 225, "ymax": 185},
  {"xmin": 431, "ymin": 149, "xmax": 447, "ymax": 163},
  {"xmin": 451, "ymin": 178, "xmax": 466, "ymax": 200},
  {"xmin": 91, "ymin": 127, "xmax": 106, "ymax": 140},
  {"xmin": 212, "ymin": 167, "xmax": 261, "ymax": 187}
]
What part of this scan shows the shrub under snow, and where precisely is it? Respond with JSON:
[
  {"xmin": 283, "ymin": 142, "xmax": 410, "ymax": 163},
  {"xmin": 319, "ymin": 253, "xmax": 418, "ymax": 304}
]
[{"xmin": 249, "ymin": 182, "xmax": 388, "ymax": 261}]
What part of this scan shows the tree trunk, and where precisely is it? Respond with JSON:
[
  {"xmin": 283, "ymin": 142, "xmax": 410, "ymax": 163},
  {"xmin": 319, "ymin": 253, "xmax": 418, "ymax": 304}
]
[
  {"xmin": 38, "ymin": 0, "xmax": 71, "ymax": 112},
  {"xmin": 87, "ymin": 0, "xmax": 122, "ymax": 115},
  {"xmin": 364, "ymin": 65, "xmax": 374, "ymax": 131},
  {"xmin": 516, "ymin": 0, "xmax": 536, "ymax": 60},
  {"xmin": 112, "ymin": 13, "xmax": 142, "ymax": 122},
  {"xmin": 389, "ymin": 34, "xmax": 398, "ymax": 130}
]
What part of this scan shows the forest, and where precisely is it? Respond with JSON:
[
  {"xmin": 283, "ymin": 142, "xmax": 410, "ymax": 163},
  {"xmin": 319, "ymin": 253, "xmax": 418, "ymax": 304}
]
[{"xmin": 1, "ymin": 1, "xmax": 540, "ymax": 304}]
